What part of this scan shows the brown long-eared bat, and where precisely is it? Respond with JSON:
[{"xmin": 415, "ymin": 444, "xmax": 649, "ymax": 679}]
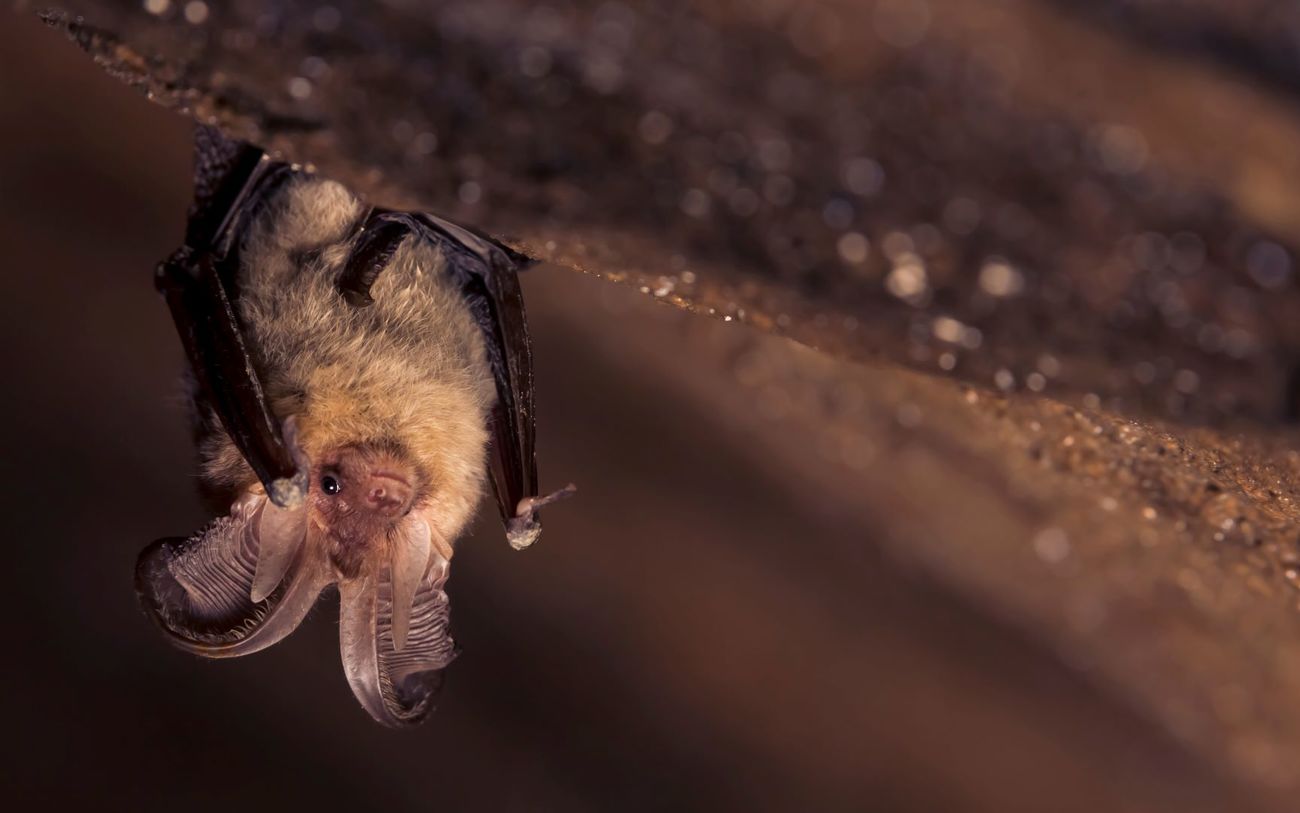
[{"xmin": 136, "ymin": 127, "xmax": 573, "ymax": 726}]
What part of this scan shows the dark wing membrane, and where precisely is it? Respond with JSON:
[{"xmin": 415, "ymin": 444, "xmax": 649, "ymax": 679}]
[
  {"xmin": 164, "ymin": 126, "xmax": 307, "ymax": 508},
  {"xmin": 339, "ymin": 554, "xmax": 456, "ymax": 727},
  {"xmin": 135, "ymin": 496, "xmax": 328, "ymax": 658},
  {"xmin": 187, "ymin": 125, "xmax": 266, "ymax": 251},
  {"xmin": 415, "ymin": 214, "xmax": 543, "ymax": 549},
  {"xmin": 157, "ymin": 253, "xmax": 308, "ymax": 508},
  {"xmin": 188, "ymin": 125, "xmax": 297, "ymax": 286}
]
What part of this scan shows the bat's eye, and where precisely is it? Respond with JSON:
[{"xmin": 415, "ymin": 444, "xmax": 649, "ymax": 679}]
[{"xmin": 321, "ymin": 475, "xmax": 341, "ymax": 496}]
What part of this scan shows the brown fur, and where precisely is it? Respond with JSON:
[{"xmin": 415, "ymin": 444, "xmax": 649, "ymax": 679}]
[{"xmin": 199, "ymin": 177, "xmax": 496, "ymax": 545}]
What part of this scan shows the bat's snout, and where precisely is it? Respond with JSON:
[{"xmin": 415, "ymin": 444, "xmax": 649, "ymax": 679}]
[{"xmin": 363, "ymin": 471, "xmax": 414, "ymax": 518}]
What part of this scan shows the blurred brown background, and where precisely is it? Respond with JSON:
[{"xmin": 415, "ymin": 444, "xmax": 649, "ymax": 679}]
[{"xmin": 2, "ymin": 6, "xmax": 1299, "ymax": 812}]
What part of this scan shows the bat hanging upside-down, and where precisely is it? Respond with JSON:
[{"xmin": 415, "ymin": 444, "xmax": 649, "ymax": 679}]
[{"xmin": 136, "ymin": 127, "xmax": 573, "ymax": 726}]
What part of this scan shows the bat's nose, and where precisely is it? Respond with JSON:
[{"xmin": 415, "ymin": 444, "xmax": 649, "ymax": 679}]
[{"xmin": 364, "ymin": 473, "xmax": 414, "ymax": 517}]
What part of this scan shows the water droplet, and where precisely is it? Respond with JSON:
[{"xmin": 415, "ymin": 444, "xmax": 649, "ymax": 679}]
[
  {"xmin": 584, "ymin": 53, "xmax": 624, "ymax": 94},
  {"xmin": 843, "ymin": 157, "xmax": 884, "ymax": 197},
  {"xmin": 1174, "ymin": 369, "xmax": 1200, "ymax": 394},
  {"xmin": 638, "ymin": 111, "xmax": 673, "ymax": 145},
  {"xmin": 881, "ymin": 231, "xmax": 914, "ymax": 261},
  {"xmin": 931, "ymin": 315, "xmax": 968, "ymax": 344},
  {"xmin": 885, "ymin": 255, "xmax": 929, "ymax": 305},
  {"xmin": 978, "ymin": 258, "xmax": 1024, "ymax": 297},
  {"xmin": 183, "ymin": 0, "xmax": 209, "ymax": 24},
  {"xmin": 413, "ymin": 131, "xmax": 438, "ymax": 155},
  {"xmin": 896, "ymin": 402, "xmax": 923, "ymax": 428},
  {"xmin": 1246, "ymin": 240, "xmax": 1292, "ymax": 290},
  {"xmin": 301, "ymin": 56, "xmax": 330, "ymax": 79},
  {"xmin": 1092, "ymin": 123, "xmax": 1149, "ymax": 175},
  {"xmin": 836, "ymin": 232, "xmax": 870, "ymax": 264},
  {"xmin": 287, "ymin": 76, "xmax": 313, "ymax": 100},
  {"xmin": 185, "ymin": 0, "xmax": 210, "ymax": 24},
  {"xmin": 680, "ymin": 188, "xmax": 711, "ymax": 218},
  {"xmin": 1033, "ymin": 527, "xmax": 1070, "ymax": 563},
  {"xmin": 458, "ymin": 181, "xmax": 483, "ymax": 205}
]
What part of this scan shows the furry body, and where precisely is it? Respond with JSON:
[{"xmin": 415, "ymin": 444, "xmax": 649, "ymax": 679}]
[{"xmin": 198, "ymin": 177, "xmax": 497, "ymax": 546}]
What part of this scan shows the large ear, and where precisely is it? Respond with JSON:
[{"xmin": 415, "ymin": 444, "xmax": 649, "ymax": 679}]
[
  {"xmin": 136, "ymin": 494, "xmax": 329, "ymax": 658},
  {"xmin": 338, "ymin": 517, "xmax": 456, "ymax": 727}
]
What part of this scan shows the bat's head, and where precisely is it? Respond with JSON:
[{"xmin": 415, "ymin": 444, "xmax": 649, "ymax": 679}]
[
  {"xmin": 310, "ymin": 444, "xmax": 419, "ymax": 579},
  {"xmin": 136, "ymin": 422, "xmax": 456, "ymax": 727}
]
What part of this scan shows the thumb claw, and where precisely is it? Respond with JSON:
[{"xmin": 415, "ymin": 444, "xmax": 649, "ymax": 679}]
[
  {"xmin": 266, "ymin": 415, "xmax": 311, "ymax": 508},
  {"xmin": 514, "ymin": 483, "xmax": 578, "ymax": 517},
  {"xmin": 507, "ymin": 483, "xmax": 577, "ymax": 550}
]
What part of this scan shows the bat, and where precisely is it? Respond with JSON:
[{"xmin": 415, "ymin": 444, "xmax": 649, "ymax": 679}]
[{"xmin": 136, "ymin": 126, "xmax": 574, "ymax": 727}]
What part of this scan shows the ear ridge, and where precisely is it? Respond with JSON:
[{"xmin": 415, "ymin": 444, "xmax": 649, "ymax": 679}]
[
  {"xmin": 136, "ymin": 492, "xmax": 329, "ymax": 659},
  {"xmin": 338, "ymin": 550, "xmax": 456, "ymax": 727}
]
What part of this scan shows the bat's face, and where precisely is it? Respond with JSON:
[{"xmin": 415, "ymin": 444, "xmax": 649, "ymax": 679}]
[
  {"xmin": 310, "ymin": 445, "xmax": 419, "ymax": 579},
  {"xmin": 137, "ymin": 424, "xmax": 458, "ymax": 727}
]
